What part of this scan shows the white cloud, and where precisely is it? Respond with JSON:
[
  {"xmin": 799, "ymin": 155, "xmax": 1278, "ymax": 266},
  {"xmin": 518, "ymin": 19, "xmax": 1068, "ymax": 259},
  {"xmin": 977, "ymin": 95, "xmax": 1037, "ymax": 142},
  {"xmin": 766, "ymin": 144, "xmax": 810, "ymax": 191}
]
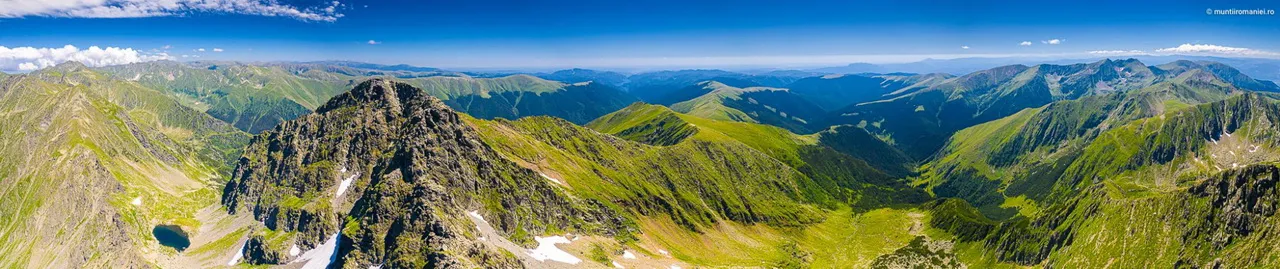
[
  {"xmin": 1154, "ymin": 43, "xmax": 1278, "ymax": 57},
  {"xmin": 1019, "ymin": 41, "xmax": 1032, "ymax": 46},
  {"xmin": 0, "ymin": 45, "xmax": 172, "ymax": 72},
  {"xmin": 212, "ymin": 48, "xmax": 223, "ymax": 52},
  {"xmin": 1089, "ymin": 50, "xmax": 1147, "ymax": 55},
  {"xmin": 0, "ymin": 0, "xmax": 344, "ymax": 22},
  {"xmin": 367, "ymin": 40, "xmax": 380, "ymax": 45},
  {"xmin": 960, "ymin": 46, "xmax": 970, "ymax": 49},
  {"xmin": 161, "ymin": 44, "xmax": 171, "ymax": 49},
  {"xmin": 197, "ymin": 48, "xmax": 205, "ymax": 52},
  {"xmin": 1041, "ymin": 39, "xmax": 1062, "ymax": 45}
]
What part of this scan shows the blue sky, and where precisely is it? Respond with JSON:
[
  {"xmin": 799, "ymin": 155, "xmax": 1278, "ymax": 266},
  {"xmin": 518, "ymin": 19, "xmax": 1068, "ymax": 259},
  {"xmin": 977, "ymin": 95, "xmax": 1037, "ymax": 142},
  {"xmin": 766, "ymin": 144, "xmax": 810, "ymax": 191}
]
[{"xmin": 1, "ymin": 0, "xmax": 1278, "ymax": 70}]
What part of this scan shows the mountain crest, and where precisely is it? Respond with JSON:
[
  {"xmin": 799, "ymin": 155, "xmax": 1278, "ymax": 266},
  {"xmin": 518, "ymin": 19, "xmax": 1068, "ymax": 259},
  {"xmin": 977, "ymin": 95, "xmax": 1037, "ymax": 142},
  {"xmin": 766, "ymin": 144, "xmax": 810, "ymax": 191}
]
[{"xmin": 314, "ymin": 78, "xmax": 438, "ymax": 115}]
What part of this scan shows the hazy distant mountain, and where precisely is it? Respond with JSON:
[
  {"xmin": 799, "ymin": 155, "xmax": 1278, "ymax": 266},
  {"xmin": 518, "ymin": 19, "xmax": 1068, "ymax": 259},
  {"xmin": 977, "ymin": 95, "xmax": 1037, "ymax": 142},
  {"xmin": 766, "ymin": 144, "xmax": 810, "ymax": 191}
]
[
  {"xmin": 400, "ymin": 74, "xmax": 640, "ymax": 124},
  {"xmin": 535, "ymin": 68, "xmax": 629, "ymax": 86},
  {"xmin": 785, "ymin": 73, "xmax": 953, "ymax": 111},
  {"xmin": 623, "ymin": 69, "xmax": 804, "ymax": 101},
  {"xmin": 304, "ymin": 60, "xmax": 444, "ymax": 73},
  {"xmin": 813, "ymin": 55, "xmax": 1280, "ymax": 82}
]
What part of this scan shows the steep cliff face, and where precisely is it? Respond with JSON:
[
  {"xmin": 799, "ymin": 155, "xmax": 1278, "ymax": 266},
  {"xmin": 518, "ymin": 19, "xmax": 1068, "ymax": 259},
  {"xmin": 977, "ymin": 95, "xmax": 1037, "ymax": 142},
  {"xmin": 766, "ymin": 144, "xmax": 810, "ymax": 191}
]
[{"xmin": 222, "ymin": 79, "xmax": 629, "ymax": 268}]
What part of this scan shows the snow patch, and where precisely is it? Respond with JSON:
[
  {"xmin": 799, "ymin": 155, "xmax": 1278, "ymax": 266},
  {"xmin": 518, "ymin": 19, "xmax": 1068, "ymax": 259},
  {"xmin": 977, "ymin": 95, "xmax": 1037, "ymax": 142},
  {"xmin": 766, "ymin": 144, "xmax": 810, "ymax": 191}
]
[
  {"xmin": 131, "ymin": 197, "xmax": 142, "ymax": 206},
  {"xmin": 613, "ymin": 261, "xmax": 624, "ymax": 268},
  {"xmin": 539, "ymin": 173, "xmax": 562, "ymax": 185},
  {"xmin": 468, "ymin": 210, "xmax": 487, "ymax": 231},
  {"xmin": 527, "ymin": 236, "xmax": 581, "ymax": 264},
  {"xmin": 289, "ymin": 244, "xmax": 301, "ymax": 256},
  {"xmin": 670, "ymin": 265, "xmax": 682, "ymax": 269},
  {"xmin": 294, "ymin": 233, "xmax": 340, "ymax": 269},
  {"xmin": 336, "ymin": 173, "xmax": 359, "ymax": 197},
  {"xmin": 658, "ymin": 249, "xmax": 670, "ymax": 256},
  {"xmin": 622, "ymin": 250, "xmax": 637, "ymax": 259},
  {"xmin": 468, "ymin": 210, "xmax": 486, "ymax": 223},
  {"xmin": 227, "ymin": 240, "xmax": 247, "ymax": 266}
]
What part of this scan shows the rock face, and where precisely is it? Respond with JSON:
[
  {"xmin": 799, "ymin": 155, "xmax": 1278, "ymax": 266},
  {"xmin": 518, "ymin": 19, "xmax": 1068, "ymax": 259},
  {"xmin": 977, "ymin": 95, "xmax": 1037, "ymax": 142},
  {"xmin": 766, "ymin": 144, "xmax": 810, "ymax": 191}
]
[
  {"xmin": 1187, "ymin": 164, "xmax": 1280, "ymax": 251},
  {"xmin": 222, "ymin": 79, "xmax": 629, "ymax": 268}
]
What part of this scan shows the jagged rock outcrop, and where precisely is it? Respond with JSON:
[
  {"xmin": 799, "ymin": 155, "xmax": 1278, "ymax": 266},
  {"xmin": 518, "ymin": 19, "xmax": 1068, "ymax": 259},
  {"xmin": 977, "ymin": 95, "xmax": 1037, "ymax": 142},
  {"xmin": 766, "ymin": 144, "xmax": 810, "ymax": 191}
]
[
  {"xmin": 1185, "ymin": 164, "xmax": 1280, "ymax": 253},
  {"xmin": 871, "ymin": 237, "xmax": 965, "ymax": 269},
  {"xmin": 222, "ymin": 79, "xmax": 630, "ymax": 268}
]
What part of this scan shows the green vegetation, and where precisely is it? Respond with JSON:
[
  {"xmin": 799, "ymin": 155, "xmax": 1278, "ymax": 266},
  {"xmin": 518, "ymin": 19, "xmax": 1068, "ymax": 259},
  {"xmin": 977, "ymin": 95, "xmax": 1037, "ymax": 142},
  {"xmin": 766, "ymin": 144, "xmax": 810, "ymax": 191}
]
[
  {"xmin": 669, "ymin": 81, "xmax": 827, "ymax": 133},
  {"xmin": 9, "ymin": 58, "xmax": 1280, "ymax": 268},
  {"xmin": 0, "ymin": 62, "xmax": 248, "ymax": 267},
  {"xmin": 441, "ymin": 78, "xmax": 638, "ymax": 124}
]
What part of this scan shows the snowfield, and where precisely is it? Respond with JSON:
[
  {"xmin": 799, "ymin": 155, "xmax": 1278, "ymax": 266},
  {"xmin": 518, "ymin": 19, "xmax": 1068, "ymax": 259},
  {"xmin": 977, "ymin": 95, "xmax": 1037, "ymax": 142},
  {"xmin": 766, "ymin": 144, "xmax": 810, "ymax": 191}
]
[{"xmin": 528, "ymin": 236, "xmax": 581, "ymax": 264}]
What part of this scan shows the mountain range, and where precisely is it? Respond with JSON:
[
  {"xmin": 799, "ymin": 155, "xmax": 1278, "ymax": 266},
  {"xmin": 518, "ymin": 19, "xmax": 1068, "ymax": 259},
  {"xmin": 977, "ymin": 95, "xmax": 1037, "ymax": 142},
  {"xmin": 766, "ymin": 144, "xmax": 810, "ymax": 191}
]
[{"xmin": 4, "ymin": 57, "xmax": 1280, "ymax": 268}]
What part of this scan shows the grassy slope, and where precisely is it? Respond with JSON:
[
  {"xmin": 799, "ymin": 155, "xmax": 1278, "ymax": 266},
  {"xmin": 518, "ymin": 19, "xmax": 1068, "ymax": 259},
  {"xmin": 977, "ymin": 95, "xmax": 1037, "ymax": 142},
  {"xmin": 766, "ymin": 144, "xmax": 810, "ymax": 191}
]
[
  {"xmin": 917, "ymin": 68, "xmax": 1244, "ymax": 219},
  {"xmin": 0, "ymin": 64, "xmax": 249, "ymax": 267},
  {"xmin": 669, "ymin": 81, "xmax": 826, "ymax": 134},
  {"xmin": 471, "ymin": 109, "xmax": 941, "ymax": 267},
  {"xmin": 98, "ymin": 61, "xmax": 357, "ymax": 133},
  {"xmin": 828, "ymin": 59, "xmax": 1242, "ymax": 160},
  {"xmin": 926, "ymin": 94, "xmax": 1280, "ymax": 267}
]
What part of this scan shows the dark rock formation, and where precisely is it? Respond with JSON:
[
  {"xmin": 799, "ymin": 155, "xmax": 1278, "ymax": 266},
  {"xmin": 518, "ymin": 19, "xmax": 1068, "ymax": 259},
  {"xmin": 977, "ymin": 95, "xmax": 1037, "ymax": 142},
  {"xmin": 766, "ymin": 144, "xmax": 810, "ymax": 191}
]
[{"xmin": 222, "ymin": 79, "xmax": 630, "ymax": 268}]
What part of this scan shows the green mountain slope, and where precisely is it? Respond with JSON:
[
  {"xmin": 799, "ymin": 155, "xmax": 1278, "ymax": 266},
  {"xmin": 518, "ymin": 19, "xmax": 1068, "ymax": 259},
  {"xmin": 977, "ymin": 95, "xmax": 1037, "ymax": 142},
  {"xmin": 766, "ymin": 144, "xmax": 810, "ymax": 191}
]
[
  {"xmin": 589, "ymin": 103, "xmax": 925, "ymax": 203},
  {"xmin": 918, "ymin": 92, "xmax": 1280, "ymax": 267},
  {"xmin": 436, "ymin": 77, "xmax": 639, "ymax": 124},
  {"xmin": 222, "ymin": 79, "xmax": 940, "ymax": 268},
  {"xmin": 669, "ymin": 81, "xmax": 826, "ymax": 134},
  {"xmin": 102, "ymin": 63, "xmax": 642, "ymax": 131},
  {"xmin": 0, "ymin": 62, "xmax": 250, "ymax": 268},
  {"xmin": 832, "ymin": 59, "xmax": 1269, "ymax": 159},
  {"xmin": 917, "ymin": 66, "xmax": 1246, "ymax": 218},
  {"xmin": 786, "ymin": 73, "xmax": 952, "ymax": 111},
  {"xmin": 98, "ymin": 61, "xmax": 358, "ymax": 133}
]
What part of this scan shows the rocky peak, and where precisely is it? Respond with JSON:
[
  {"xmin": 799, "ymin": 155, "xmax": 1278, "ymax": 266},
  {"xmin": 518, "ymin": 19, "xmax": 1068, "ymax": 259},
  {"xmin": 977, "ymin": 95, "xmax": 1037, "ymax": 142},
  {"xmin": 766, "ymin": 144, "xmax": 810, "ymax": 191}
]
[
  {"xmin": 49, "ymin": 61, "xmax": 90, "ymax": 72},
  {"xmin": 222, "ymin": 78, "xmax": 629, "ymax": 268},
  {"xmin": 314, "ymin": 78, "xmax": 438, "ymax": 115}
]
